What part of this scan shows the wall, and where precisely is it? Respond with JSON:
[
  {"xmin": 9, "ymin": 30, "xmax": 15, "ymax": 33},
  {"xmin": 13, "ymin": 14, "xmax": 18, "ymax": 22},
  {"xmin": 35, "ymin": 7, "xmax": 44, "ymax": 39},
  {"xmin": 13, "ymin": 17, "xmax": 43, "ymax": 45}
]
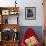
[
  {"xmin": 18, "ymin": 0, "xmax": 43, "ymax": 26},
  {"xmin": 0, "ymin": 0, "xmax": 44, "ymax": 26}
]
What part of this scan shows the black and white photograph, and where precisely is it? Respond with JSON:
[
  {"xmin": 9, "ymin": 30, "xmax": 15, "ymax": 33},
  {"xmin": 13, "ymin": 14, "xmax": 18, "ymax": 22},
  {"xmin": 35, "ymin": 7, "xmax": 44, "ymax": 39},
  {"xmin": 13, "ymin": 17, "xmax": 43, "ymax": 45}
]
[{"xmin": 25, "ymin": 7, "xmax": 36, "ymax": 20}]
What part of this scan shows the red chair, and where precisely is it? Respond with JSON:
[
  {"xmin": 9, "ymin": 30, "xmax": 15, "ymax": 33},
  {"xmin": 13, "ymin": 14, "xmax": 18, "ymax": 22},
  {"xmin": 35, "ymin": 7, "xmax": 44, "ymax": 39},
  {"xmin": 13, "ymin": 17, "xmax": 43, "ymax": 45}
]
[{"xmin": 21, "ymin": 28, "xmax": 41, "ymax": 46}]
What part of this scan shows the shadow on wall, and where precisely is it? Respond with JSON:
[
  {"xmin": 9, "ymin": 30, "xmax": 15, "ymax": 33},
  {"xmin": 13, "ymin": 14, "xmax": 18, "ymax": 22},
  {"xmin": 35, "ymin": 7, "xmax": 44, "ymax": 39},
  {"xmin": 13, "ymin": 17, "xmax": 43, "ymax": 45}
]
[{"xmin": 18, "ymin": 26, "xmax": 44, "ymax": 44}]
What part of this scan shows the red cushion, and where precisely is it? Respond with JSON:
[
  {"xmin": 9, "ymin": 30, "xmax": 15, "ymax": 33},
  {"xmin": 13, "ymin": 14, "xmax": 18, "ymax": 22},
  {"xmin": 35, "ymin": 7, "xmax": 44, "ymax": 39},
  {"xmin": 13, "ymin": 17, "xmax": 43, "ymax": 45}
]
[{"xmin": 21, "ymin": 28, "xmax": 41, "ymax": 46}]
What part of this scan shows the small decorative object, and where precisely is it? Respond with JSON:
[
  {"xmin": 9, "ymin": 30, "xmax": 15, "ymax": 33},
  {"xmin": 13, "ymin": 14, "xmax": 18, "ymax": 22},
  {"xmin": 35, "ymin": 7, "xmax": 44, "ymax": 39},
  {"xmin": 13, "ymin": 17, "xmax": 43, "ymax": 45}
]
[
  {"xmin": 13, "ymin": 27, "xmax": 17, "ymax": 32},
  {"xmin": 9, "ymin": 10, "xmax": 18, "ymax": 15},
  {"xmin": 2, "ymin": 10, "xmax": 9, "ymax": 15},
  {"xmin": 5, "ymin": 18, "xmax": 8, "ymax": 24},
  {"xmin": 2, "ymin": 16, "xmax": 8, "ymax": 24},
  {"xmin": 13, "ymin": 32, "xmax": 18, "ymax": 41},
  {"xmin": 10, "ymin": 10, "xmax": 15, "ymax": 15},
  {"xmin": 25, "ymin": 7, "xmax": 36, "ymax": 20},
  {"xmin": 15, "ymin": 0, "xmax": 17, "ymax": 7}
]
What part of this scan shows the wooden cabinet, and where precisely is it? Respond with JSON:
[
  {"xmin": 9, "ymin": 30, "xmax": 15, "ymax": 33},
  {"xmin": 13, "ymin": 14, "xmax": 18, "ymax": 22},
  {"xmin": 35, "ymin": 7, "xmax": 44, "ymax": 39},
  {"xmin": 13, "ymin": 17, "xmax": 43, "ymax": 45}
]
[{"xmin": 0, "ymin": 7, "xmax": 19, "ymax": 46}]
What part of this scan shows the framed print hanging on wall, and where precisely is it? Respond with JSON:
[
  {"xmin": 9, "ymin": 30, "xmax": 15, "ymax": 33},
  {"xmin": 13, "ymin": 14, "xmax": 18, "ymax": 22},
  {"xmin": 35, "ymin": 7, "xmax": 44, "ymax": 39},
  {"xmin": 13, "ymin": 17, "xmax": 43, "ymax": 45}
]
[{"xmin": 25, "ymin": 7, "xmax": 36, "ymax": 20}]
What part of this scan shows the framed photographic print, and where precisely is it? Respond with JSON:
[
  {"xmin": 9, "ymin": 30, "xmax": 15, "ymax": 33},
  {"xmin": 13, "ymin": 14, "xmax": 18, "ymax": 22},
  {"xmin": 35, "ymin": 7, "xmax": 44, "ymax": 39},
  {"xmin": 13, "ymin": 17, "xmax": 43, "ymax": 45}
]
[
  {"xmin": 2, "ymin": 10, "xmax": 9, "ymax": 15},
  {"xmin": 25, "ymin": 7, "xmax": 36, "ymax": 20}
]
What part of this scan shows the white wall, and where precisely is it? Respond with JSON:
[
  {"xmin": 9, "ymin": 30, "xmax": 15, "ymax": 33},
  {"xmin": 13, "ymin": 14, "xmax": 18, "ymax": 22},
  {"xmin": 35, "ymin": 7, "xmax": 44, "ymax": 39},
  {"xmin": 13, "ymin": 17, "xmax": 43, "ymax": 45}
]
[
  {"xmin": 18, "ymin": 0, "xmax": 44, "ymax": 26},
  {"xmin": 0, "ymin": 0, "xmax": 43, "ymax": 26}
]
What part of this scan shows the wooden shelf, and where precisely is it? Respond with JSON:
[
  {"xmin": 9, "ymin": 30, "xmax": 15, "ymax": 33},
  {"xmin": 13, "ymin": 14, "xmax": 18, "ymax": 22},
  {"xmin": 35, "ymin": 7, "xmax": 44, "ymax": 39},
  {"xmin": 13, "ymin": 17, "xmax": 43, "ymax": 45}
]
[
  {"xmin": 0, "ymin": 40, "xmax": 19, "ymax": 46},
  {"xmin": 2, "ymin": 40, "xmax": 19, "ymax": 42},
  {"xmin": 0, "ymin": 24, "xmax": 19, "ymax": 32},
  {"xmin": 0, "ymin": 7, "xmax": 19, "ymax": 46}
]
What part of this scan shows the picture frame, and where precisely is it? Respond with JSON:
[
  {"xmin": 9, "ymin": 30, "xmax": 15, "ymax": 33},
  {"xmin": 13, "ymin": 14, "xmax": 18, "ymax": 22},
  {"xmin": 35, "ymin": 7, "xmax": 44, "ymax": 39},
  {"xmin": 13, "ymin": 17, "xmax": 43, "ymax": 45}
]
[
  {"xmin": 25, "ymin": 7, "xmax": 36, "ymax": 20},
  {"xmin": 2, "ymin": 10, "xmax": 9, "ymax": 15}
]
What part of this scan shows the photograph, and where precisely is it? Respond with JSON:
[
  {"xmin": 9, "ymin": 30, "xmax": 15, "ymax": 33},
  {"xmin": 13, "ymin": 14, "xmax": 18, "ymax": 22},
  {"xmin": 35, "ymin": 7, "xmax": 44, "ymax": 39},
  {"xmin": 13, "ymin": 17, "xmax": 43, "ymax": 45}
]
[{"xmin": 25, "ymin": 7, "xmax": 36, "ymax": 20}]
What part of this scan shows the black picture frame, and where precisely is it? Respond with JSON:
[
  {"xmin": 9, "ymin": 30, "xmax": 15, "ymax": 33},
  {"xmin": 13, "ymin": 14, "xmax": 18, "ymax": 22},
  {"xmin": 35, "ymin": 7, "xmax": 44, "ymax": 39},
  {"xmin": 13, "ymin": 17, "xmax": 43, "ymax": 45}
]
[{"xmin": 25, "ymin": 7, "xmax": 36, "ymax": 20}]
